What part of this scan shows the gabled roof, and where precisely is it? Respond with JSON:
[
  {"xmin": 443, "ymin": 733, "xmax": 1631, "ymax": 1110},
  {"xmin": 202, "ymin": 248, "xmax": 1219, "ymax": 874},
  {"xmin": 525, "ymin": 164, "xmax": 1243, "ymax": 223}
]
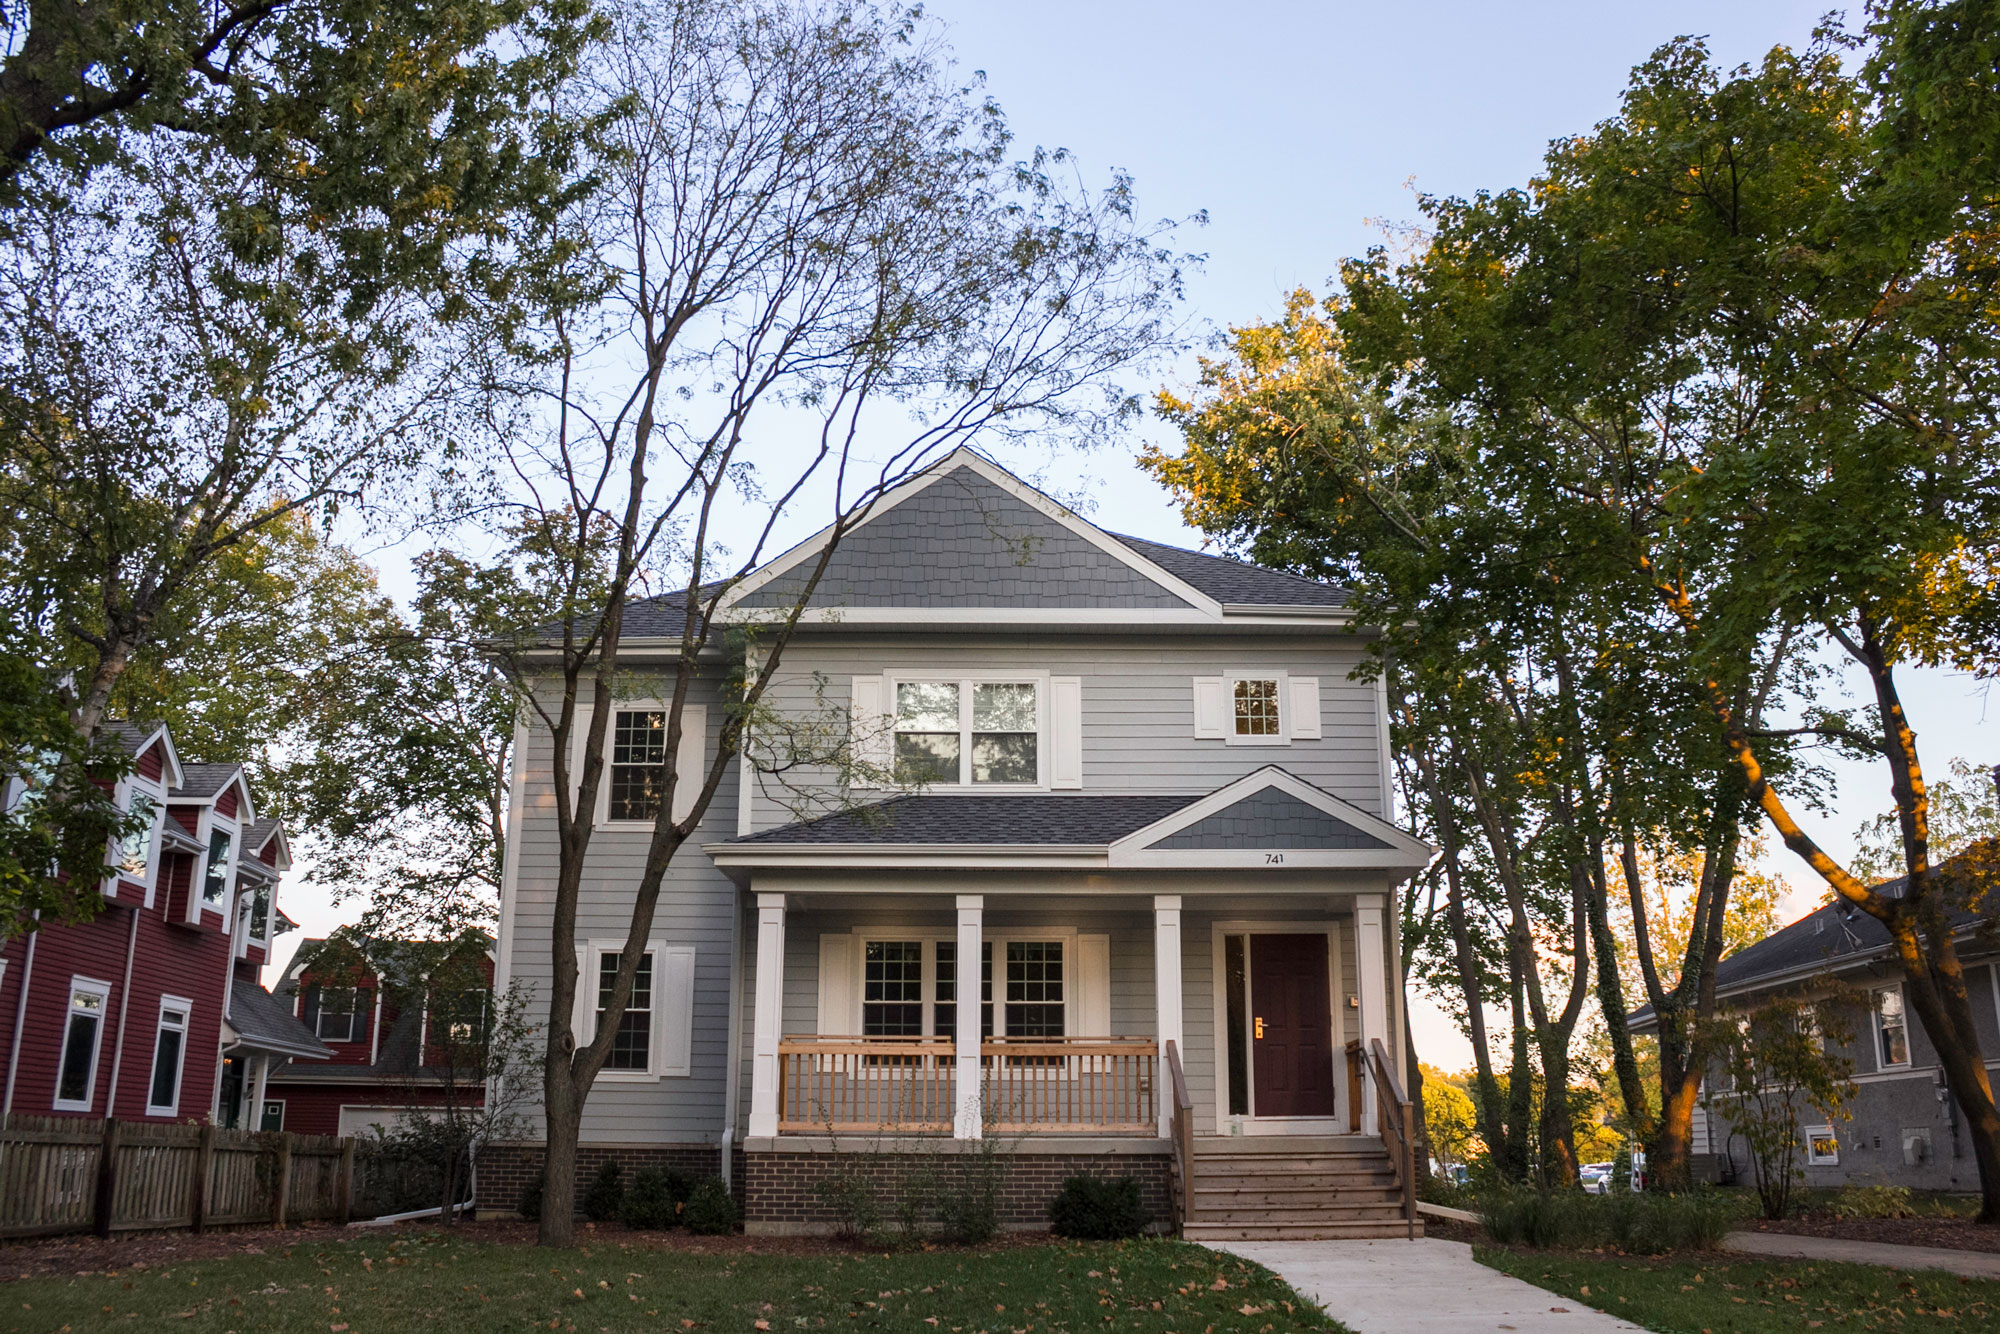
[
  {"xmin": 103, "ymin": 721, "xmax": 186, "ymax": 788},
  {"xmin": 171, "ymin": 762, "xmax": 255, "ymax": 822},
  {"xmin": 246, "ymin": 817, "xmax": 291, "ymax": 870},
  {"xmin": 714, "ymin": 449, "xmax": 1350, "ymax": 627},
  {"xmin": 1106, "ymin": 767, "xmax": 1432, "ymax": 870}
]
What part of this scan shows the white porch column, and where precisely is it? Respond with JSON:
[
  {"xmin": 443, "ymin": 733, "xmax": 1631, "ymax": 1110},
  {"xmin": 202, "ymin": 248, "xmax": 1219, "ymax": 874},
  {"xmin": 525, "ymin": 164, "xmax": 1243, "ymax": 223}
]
[
  {"xmin": 250, "ymin": 1055, "xmax": 272, "ymax": 1130},
  {"xmin": 1355, "ymin": 897, "xmax": 1389, "ymax": 1137},
  {"xmin": 747, "ymin": 892, "xmax": 787, "ymax": 1139},
  {"xmin": 1153, "ymin": 895, "xmax": 1183, "ymax": 1139},
  {"xmin": 954, "ymin": 895, "xmax": 984, "ymax": 1139}
]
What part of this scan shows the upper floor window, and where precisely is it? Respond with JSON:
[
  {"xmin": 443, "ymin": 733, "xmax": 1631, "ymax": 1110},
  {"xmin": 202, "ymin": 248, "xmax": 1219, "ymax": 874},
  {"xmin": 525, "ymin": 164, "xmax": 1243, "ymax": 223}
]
[
  {"xmin": 245, "ymin": 878, "xmax": 271, "ymax": 942},
  {"xmin": 1876, "ymin": 986, "xmax": 1910, "ymax": 1068},
  {"xmin": 1192, "ymin": 673, "xmax": 1321, "ymax": 746},
  {"xmin": 112, "ymin": 787, "xmax": 161, "ymax": 886},
  {"xmin": 201, "ymin": 826, "xmax": 233, "ymax": 907},
  {"xmin": 609, "ymin": 710, "xmax": 667, "ymax": 821},
  {"xmin": 893, "ymin": 679, "xmax": 1038, "ymax": 785},
  {"xmin": 1233, "ymin": 679, "xmax": 1281, "ymax": 737},
  {"xmin": 312, "ymin": 986, "xmax": 364, "ymax": 1043}
]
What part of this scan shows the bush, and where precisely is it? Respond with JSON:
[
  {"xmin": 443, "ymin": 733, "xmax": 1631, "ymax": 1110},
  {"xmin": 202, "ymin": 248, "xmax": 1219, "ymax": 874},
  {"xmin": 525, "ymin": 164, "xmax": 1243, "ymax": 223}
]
[
  {"xmin": 1477, "ymin": 1185, "xmax": 1745, "ymax": 1253},
  {"xmin": 684, "ymin": 1177, "xmax": 739, "ymax": 1235},
  {"xmin": 619, "ymin": 1167, "xmax": 682, "ymax": 1230},
  {"xmin": 1048, "ymin": 1174, "xmax": 1151, "ymax": 1240},
  {"xmin": 813, "ymin": 1161, "xmax": 882, "ymax": 1242},
  {"xmin": 583, "ymin": 1161, "xmax": 625, "ymax": 1223},
  {"xmin": 516, "ymin": 1177, "xmax": 543, "ymax": 1221},
  {"xmin": 1827, "ymin": 1184, "xmax": 1918, "ymax": 1219}
]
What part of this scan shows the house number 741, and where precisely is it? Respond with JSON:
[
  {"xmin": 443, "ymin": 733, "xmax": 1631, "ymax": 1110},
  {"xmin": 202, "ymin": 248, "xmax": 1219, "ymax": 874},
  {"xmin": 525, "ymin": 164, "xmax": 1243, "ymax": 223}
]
[{"xmin": 1265, "ymin": 853, "xmax": 1284, "ymax": 865}]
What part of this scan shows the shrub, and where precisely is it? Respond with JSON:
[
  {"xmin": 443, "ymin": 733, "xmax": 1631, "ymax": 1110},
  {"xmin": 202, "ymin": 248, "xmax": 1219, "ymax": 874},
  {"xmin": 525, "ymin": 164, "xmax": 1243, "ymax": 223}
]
[
  {"xmin": 1477, "ymin": 1187, "xmax": 1594, "ymax": 1249},
  {"xmin": 813, "ymin": 1161, "xmax": 882, "ymax": 1242},
  {"xmin": 583, "ymin": 1161, "xmax": 625, "ymax": 1223},
  {"xmin": 1478, "ymin": 1185, "xmax": 1744, "ymax": 1252},
  {"xmin": 1827, "ymin": 1184, "xmax": 1918, "ymax": 1219},
  {"xmin": 937, "ymin": 1139, "xmax": 1007, "ymax": 1244},
  {"xmin": 516, "ymin": 1177, "xmax": 543, "ymax": 1221},
  {"xmin": 619, "ymin": 1167, "xmax": 682, "ymax": 1230},
  {"xmin": 1048, "ymin": 1174, "xmax": 1150, "ymax": 1240},
  {"xmin": 685, "ymin": 1177, "xmax": 739, "ymax": 1235}
]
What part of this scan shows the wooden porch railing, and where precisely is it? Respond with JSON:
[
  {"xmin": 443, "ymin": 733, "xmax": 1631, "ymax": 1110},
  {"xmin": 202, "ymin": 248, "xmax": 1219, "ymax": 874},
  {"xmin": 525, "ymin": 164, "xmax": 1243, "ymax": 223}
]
[
  {"xmin": 777, "ymin": 1037, "xmax": 957, "ymax": 1133},
  {"xmin": 981, "ymin": 1037, "xmax": 1157, "ymax": 1133},
  {"xmin": 1367, "ymin": 1038, "xmax": 1418, "ymax": 1239},
  {"xmin": 1165, "ymin": 1040, "xmax": 1193, "ymax": 1231},
  {"xmin": 776, "ymin": 1035, "xmax": 1157, "ymax": 1135}
]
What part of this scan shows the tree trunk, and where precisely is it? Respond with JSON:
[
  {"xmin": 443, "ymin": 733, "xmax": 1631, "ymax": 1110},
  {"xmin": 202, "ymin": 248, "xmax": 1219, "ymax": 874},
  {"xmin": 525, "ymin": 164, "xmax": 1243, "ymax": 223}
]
[
  {"xmin": 1892, "ymin": 919, "xmax": 2000, "ymax": 1223},
  {"xmin": 538, "ymin": 1069, "xmax": 580, "ymax": 1245}
]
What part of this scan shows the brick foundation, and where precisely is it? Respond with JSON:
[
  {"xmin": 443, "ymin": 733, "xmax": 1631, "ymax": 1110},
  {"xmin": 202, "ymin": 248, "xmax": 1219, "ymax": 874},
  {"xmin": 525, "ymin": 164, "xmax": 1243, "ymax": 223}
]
[
  {"xmin": 741, "ymin": 1146, "xmax": 1171, "ymax": 1235},
  {"xmin": 478, "ymin": 1142, "xmax": 729, "ymax": 1215}
]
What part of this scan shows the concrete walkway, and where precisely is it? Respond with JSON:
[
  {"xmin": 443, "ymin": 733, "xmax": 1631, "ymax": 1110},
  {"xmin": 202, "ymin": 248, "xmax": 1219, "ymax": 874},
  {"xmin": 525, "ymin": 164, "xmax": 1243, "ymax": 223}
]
[
  {"xmin": 1725, "ymin": 1229, "xmax": 2000, "ymax": 1280},
  {"xmin": 1215, "ymin": 1239, "xmax": 1645, "ymax": 1334}
]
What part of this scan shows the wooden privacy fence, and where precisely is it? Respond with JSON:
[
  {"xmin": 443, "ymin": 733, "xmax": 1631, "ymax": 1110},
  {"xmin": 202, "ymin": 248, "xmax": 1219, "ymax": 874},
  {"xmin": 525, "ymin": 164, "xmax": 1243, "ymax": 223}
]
[{"xmin": 0, "ymin": 1115, "xmax": 356, "ymax": 1239}]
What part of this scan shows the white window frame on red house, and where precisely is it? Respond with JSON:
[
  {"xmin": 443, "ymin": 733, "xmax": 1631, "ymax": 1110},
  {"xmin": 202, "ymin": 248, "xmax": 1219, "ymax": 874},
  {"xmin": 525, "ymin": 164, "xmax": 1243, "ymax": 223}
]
[
  {"xmin": 198, "ymin": 810, "xmax": 238, "ymax": 917},
  {"xmin": 54, "ymin": 976, "xmax": 114, "ymax": 1113},
  {"xmin": 145, "ymin": 995, "xmax": 194, "ymax": 1117},
  {"xmin": 106, "ymin": 774, "xmax": 166, "ymax": 898}
]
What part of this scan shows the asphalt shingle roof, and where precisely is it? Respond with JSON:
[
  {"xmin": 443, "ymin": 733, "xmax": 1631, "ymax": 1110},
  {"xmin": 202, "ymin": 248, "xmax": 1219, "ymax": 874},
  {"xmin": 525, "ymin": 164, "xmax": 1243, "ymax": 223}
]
[
  {"xmin": 171, "ymin": 762, "xmax": 242, "ymax": 800},
  {"xmin": 1112, "ymin": 534, "xmax": 1351, "ymax": 608},
  {"xmin": 730, "ymin": 794, "xmax": 1200, "ymax": 845},
  {"xmin": 230, "ymin": 980, "xmax": 331, "ymax": 1059},
  {"xmin": 102, "ymin": 721, "xmax": 164, "ymax": 756}
]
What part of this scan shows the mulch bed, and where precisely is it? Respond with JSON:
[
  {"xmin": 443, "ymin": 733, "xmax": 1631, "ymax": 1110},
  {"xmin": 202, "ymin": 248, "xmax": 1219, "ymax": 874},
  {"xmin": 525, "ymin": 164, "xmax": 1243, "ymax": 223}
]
[
  {"xmin": 1745, "ymin": 1214, "xmax": 2000, "ymax": 1255},
  {"xmin": 0, "ymin": 1218, "xmax": 1060, "ymax": 1282}
]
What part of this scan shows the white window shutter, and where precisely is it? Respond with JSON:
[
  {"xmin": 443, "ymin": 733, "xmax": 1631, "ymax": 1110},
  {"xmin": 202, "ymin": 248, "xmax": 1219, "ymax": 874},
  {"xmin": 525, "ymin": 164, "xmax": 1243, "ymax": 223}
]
[
  {"xmin": 1049, "ymin": 676, "xmax": 1083, "ymax": 788},
  {"xmin": 817, "ymin": 934, "xmax": 859, "ymax": 1036},
  {"xmin": 1289, "ymin": 677, "xmax": 1321, "ymax": 739},
  {"xmin": 660, "ymin": 946, "xmax": 696, "ymax": 1076},
  {"xmin": 849, "ymin": 676, "xmax": 889, "ymax": 788},
  {"xmin": 1073, "ymin": 934, "xmax": 1111, "ymax": 1038},
  {"xmin": 1192, "ymin": 677, "xmax": 1227, "ymax": 739},
  {"xmin": 671, "ymin": 705, "xmax": 708, "ymax": 822}
]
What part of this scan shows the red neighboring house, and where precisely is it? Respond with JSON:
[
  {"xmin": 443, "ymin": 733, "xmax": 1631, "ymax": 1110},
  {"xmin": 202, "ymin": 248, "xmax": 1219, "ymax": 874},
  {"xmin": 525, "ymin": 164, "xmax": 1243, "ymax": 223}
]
[
  {"xmin": 0, "ymin": 722, "xmax": 331, "ymax": 1125},
  {"xmin": 266, "ymin": 931, "xmax": 493, "ymax": 1138}
]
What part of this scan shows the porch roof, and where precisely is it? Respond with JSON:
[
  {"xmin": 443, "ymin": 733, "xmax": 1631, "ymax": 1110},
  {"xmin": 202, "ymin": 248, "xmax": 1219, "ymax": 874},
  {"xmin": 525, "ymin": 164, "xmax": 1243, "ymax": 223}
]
[{"xmin": 728, "ymin": 793, "xmax": 1195, "ymax": 846}]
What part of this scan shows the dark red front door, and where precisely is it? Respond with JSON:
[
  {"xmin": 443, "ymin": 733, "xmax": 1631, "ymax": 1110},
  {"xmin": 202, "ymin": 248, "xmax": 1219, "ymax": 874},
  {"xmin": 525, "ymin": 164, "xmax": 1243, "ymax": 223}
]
[{"xmin": 1250, "ymin": 933, "xmax": 1336, "ymax": 1117}]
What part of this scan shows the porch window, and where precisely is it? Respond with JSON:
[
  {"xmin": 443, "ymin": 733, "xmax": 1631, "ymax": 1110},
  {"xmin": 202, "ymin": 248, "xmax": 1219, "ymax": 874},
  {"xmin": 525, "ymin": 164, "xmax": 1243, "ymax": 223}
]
[
  {"xmin": 862, "ymin": 941, "xmax": 924, "ymax": 1037},
  {"xmin": 1876, "ymin": 986, "xmax": 1909, "ymax": 1068},
  {"xmin": 598, "ymin": 951, "xmax": 654, "ymax": 1070},
  {"xmin": 609, "ymin": 710, "xmax": 668, "ymax": 821},
  {"xmin": 1004, "ymin": 941, "xmax": 1065, "ymax": 1038},
  {"xmin": 892, "ymin": 680, "xmax": 1039, "ymax": 785}
]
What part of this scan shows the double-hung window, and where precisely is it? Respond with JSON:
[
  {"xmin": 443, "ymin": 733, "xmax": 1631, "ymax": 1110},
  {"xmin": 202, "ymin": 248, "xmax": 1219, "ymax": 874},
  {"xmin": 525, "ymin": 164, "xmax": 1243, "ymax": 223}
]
[
  {"xmin": 313, "ymin": 986, "xmax": 363, "ymax": 1043},
  {"xmin": 146, "ymin": 998, "xmax": 192, "ymax": 1116},
  {"xmin": 55, "ymin": 978, "xmax": 112, "ymax": 1111},
  {"xmin": 855, "ymin": 938, "xmax": 1060, "ymax": 1041},
  {"xmin": 111, "ymin": 784, "xmax": 162, "ymax": 890},
  {"xmin": 1876, "ymin": 986, "xmax": 1910, "ymax": 1068},
  {"xmin": 892, "ymin": 680, "xmax": 1039, "ymax": 785},
  {"xmin": 608, "ymin": 711, "xmax": 668, "ymax": 822},
  {"xmin": 933, "ymin": 940, "xmax": 993, "ymax": 1039},
  {"xmin": 201, "ymin": 825, "xmax": 233, "ymax": 908},
  {"xmin": 245, "ymin": 878, "xmax": 272, "ymax": 943},
  {"xmin": 861, "ymin": 941, "xmax": 924, "ymax": 1038},
  {"xmin": 599, "ymin": 951, "xmax": 654, "ymax": 1070},
  {"xmin": 1003, "ymin": 941, "xmax": 1066, "ymax": 1039}
]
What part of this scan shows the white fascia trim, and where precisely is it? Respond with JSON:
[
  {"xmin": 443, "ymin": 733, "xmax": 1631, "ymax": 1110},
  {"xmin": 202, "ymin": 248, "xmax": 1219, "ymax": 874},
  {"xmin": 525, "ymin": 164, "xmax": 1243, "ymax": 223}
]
[
  {"xmin": 1105, "ymin": 765, "xmax": 1435, "ymax": 869},
  {"xmin": 714, "ymin": 449, "xmax": 1225, "ymax": 618},
  {"xmin": 492, "ymin": 704, "xmax": 531, "ymax": 998},
  {"xmin": 1220, "ymin": 603, "xmax": 1355, "ymax": 620},
  {"xmin": 722, "ymin": 607, "xmax": 1225, "ymax": 626},
  {"xmin": 126, "ymin": 724, "xmax": 186, "ymax": 791}
]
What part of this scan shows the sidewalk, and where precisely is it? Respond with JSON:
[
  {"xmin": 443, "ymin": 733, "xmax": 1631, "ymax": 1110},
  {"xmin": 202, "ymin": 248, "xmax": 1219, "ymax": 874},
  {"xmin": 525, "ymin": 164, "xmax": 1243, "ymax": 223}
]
[
  {"xmin": 1725, "ymin": 1229, "xmax": 2000, "ymax": 1280},
  {"xmin": 1215, "ymin": 1239, "xmax": 1644, "ymax": 1334}
]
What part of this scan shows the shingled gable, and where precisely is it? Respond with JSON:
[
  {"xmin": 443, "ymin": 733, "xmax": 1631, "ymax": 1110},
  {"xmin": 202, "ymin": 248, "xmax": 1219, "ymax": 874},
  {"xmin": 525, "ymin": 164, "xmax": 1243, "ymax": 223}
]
[
  {"xmin": 1105, "ymin": 767, "xmax": 1433, "ymax": 871},
  {"xmin": 719, "ymin": 450, "xmax": 1276, "ymax": 623}
]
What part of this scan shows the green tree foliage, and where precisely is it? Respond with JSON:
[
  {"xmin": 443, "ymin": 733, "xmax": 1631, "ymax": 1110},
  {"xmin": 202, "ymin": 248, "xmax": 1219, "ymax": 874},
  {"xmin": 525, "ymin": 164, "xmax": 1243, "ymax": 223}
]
[{"xmin": 1707, "ymin": 998, "xmax": 1859, "ymax": 1221}]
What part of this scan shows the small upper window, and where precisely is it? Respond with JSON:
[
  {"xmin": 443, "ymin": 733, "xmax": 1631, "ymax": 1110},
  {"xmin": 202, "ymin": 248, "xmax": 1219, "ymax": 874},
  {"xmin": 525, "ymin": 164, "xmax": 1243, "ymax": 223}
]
[
  {"xmin": 893, "ymin": 680, "xmax": 1038, "ymax": 786},
  {"xmin": 313, "ymin": 986, "xmax": 363, "ymax": 1042},
  {"xmin": 1876, "ymin": 987, "xmax": 1910, "ymax": 1067},
  {"xmin": 608, "ymin": 710, "xmax": 667, "ymax": 821},
  {"xmin": 246, "ymin": 879, "xmax": 271, "ymax": 942},
  {"xmin": 1233, "ymin": 679, "xmax": 1281, "ymax": 737},
  {"xmin": 202, "ymin": 827, "xmax": 232, "ymax": 906}
]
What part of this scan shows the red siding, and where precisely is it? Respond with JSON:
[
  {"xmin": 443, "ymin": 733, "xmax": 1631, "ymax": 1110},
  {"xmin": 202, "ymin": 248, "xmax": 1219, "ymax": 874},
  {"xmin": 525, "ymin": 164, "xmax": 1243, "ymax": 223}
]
[
  {"xmin": 296, "ymin": 968, "xmax": 383, "ymax": 1067},
  {"xmin": 213, "ymin": 786, "xmax": 238, "ymax": 819},
  {"xmin": 135, "ymin": 741, "xmax": 164, "ymax": 783},
  {"xmin": 0, "ymin": 902, "xmax": 229, "ymax": 1122}
]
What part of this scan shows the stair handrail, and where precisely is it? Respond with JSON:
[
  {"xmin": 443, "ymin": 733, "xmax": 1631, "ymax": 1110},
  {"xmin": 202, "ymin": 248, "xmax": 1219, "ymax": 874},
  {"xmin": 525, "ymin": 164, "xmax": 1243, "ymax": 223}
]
[
  {"xmin": 1368, "ymin": 1038, "xmax": 1418, "ymax": 1239},
  {"xmin": 1164, "ymin": 1039, "xmax": 1194, "ymax": 1230}
]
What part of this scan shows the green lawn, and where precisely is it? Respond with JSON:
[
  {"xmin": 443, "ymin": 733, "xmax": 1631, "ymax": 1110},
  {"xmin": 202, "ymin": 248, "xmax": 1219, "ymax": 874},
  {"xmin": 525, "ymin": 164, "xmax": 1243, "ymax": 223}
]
[
  {"xmin": 1479, "ymin": 1246, "xmax": 2000, "ymax": 1333},
  {"xmin": 0, "ymin": 1233, "xmax": 1353, "ymax": 1334}
]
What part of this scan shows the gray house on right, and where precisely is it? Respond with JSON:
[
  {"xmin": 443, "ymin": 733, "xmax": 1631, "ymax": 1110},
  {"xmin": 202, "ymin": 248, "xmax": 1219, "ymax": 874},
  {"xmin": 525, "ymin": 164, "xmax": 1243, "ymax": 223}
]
[{"xmin": 1635, "ymin": 869, "xmax": 2000, "ymax": 1193}]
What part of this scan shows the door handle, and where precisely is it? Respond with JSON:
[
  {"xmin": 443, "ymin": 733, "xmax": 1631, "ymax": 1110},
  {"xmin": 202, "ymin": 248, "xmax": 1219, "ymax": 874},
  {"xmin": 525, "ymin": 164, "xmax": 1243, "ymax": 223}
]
[{"xmin": 1254, "ymin": 1017, "xmax": 1265, "ymax": 1040}]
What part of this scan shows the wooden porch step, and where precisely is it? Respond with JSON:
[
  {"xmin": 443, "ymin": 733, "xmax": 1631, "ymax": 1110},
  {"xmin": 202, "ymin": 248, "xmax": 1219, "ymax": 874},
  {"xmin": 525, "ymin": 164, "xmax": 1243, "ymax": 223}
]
[
  {"xmin": 1192, "ymin": 1135, "xmax": 1380, "ymax": 1155},
  {"xmin": 1194, "ymin": 1187, "xmax": 1401, "ymax": 1208},
  {"xmin": 1193, "ymin": 1165, "xmax": 1397, "ymax": 1184},
  {"xmin": 1193, "ymin": 1201, "xmax": 1408, "ymax": 1221},
  {"xmin": 1183, "ymin": 1219, "xmax": 1423, "ymax": 1241}
]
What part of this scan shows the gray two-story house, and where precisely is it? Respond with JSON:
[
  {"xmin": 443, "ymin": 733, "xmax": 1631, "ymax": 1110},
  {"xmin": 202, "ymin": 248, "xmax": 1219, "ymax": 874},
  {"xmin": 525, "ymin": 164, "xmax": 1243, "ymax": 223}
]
[{"xmin": 488, "ymin": 450, "xmax": 1432, "ymax": 1237}]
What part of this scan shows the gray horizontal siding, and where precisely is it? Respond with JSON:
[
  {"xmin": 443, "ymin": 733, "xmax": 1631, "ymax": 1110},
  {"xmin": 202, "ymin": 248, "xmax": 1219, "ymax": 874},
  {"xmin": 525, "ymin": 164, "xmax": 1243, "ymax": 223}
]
[{"xmin": 749, "ymin": 635, "xmax": 1384, "ymax": 834}]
